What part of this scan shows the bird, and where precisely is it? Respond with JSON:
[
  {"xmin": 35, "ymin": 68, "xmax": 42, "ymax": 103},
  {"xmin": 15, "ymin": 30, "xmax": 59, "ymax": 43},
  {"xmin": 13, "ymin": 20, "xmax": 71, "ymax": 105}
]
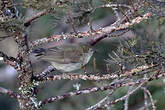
[{"xmin": 32, "ymin": 43, "xmax": 94, "ymax": 72}]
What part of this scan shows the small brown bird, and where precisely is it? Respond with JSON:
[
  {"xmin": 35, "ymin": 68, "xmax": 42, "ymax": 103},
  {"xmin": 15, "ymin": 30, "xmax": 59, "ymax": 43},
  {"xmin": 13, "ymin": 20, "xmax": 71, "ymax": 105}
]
[{"xmin": 33, "ymin": 43, "xmax": 94, "ymax": 72}]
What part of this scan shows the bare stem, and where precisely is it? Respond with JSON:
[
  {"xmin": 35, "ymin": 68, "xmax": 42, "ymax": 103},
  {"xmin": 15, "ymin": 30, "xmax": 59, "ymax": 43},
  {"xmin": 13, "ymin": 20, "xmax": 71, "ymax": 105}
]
[{"xmin": 0, "ymin": 87, "xmax": 18, "ymax": 98}]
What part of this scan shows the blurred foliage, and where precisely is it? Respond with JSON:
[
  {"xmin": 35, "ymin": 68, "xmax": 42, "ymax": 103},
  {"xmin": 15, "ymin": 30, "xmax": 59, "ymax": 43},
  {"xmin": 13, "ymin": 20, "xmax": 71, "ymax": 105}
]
[
  {"xmin": 23, "ymin": 0, "xmax": 57, "ymax": 10},
  {"xmin": 0, "ymin": 95, "xmax": 18, "ymax": 110},
  {"xmin": 0, "ymin": 0, "xmax": 165, "ymax": 110},
  {"xmin": 0, "ymin": 18, "xmax": 23, "ymax": 32},
  {"xmin": 0, "ymin": 0, "xmax": 22, "ymax": 32}
]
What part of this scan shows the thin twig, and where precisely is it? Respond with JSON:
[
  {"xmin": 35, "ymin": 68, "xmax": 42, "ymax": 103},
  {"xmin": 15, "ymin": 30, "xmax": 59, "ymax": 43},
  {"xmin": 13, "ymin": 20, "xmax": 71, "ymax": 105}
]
[
  {"xmin": 143, "ymin": 74, "xmax": 149, "ymax": 110},
  {"xmin": 39, "ymin": 78, "xmax": 131, "ymax": 107},
  {"xmin": 0, "ymin": 51, "xmax": 19, "ymax": 69},
  {"xmin": 144, "ymin": 88, "xmax": 149, "ymax": 110},
  {"xmin": 67, "ymin": 9, "xmax": 77, "ymax": 33},
  {"xmin": 141, "ymin": 87, "xmax": 156, "ymax": 110},
  {"xmin": 86, "ymin": 90, "xmax": 114, "ymax": 110},
  {"xmin": 0, "ymin": 87, "xmax": 19, "ymax": 98},
  {"xmin": 0, "ymin": 51, "xmax": 18, "ymax": 62},
  {"xmin": 95, "ymin": 72, "xmax": 157, "ymax": 109},
  {"xmin": 40, "ymin": 73, "xmax": 159, "ymax": 107},
  {"xmin": 124, "ymin": 86, "xmax": 134, "ymax": 110},
  {"xmin": 138, "ymin": 102, "xmax": 156, "ymax": 110},
  {"xmin": 34, "ymin": 65, "xmax": 56, "ymax": 80}
]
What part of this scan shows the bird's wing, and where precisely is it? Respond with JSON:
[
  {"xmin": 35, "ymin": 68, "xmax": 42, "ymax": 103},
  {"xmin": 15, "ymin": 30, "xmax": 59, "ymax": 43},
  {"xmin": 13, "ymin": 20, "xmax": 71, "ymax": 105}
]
[{"xmin": 41, "ymin": 45, "xmax": 83, "ymax": 64}]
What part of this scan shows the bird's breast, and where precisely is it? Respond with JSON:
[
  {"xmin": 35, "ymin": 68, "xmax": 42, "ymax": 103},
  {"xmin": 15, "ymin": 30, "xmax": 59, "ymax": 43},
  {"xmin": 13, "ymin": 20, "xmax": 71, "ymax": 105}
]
[{"xmin": 51, "ymin": 62, "xmax": 83, "ymax": 72}]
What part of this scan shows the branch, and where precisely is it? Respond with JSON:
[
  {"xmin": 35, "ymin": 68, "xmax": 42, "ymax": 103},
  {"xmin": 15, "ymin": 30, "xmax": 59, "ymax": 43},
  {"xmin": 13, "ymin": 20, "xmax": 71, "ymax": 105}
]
[
  {"xmin": 0, "ymin": 87, "xmax": 18, "ymax": 99},
  {"xmin": 24, "ymin": 9, "xmax": 52, "ymax": 27},
  {"xmin": 94, "ymin": 76, "xmax": 154, "ymax": 109},
  {"xmin": 40, "ymin": 74, "xmax": 156, "ymax": 107},
  {"xmin": 92, "ymin": 67, "xmax": 163, "ymax": 110},
  {"xmin": 36, "ymin": 64, "xmax": 165, "ymax": 108},
  {"xmin": 35, "ymin": 73, "xmax": 122, "ymax": 82},
  {"xmin": 30, "ymin": 13, "xmax": 151, "ymax": 48},
  {"xmin": 0, "ymin": 51, "xmax": 19, "ymax": 68},
  {"xmin": 143, "ymin": 86, "xmax": 149, "ymax": 110},
  {"xmin": 34, "ymin": 64, "xmax": 155, "ymax": 82},
  {"xmin": 141, "ymin": 87, "xmax": 156, "ymax": 110},
  {"xmin": 138, "ymin": 102, "xmax": 156, "ymax": 110},
  {"xmin": 13, "ymin": 31, "xmax": 38, "ymax": 109},
  {"xmin": 0, "ymin": 51, "xmax": 17, "ymax": 62},
  {"xmin": 34, "ymin": 65, "xmax": 56, "ymax": 80},
  {"xmin": 124, "ymin": 86, "xmax": 133, "ymax": 110}
]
